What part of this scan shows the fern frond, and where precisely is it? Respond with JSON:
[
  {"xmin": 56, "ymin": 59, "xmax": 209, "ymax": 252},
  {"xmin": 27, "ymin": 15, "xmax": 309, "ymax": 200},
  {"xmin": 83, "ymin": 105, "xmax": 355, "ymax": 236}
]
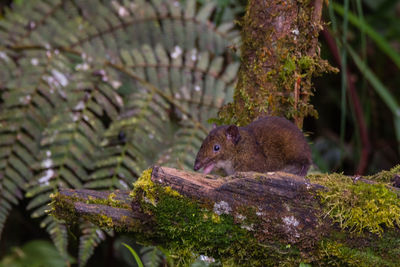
[
  {"xmin": 71, "ymin": 0, "xmax": 238, "ymax": 57},
  {"xmin": 0, "ymin": 0, "xmax": 240, "ymax": 264},
  {"xmin": 156, "ymin": 121, "xmax": 207, "ymax": 170},
  {"xmin": 25, "ymin": 79, "xmax": 123, "ymax": 256},
  {"xmin": 87, "ymin": 40, "xmax": 239, "ymax": 187},
  {"xmin": 86, "ymin": 89, "xmax": 166, "ymax": 190},
  {"xmin": 2, "ymin": 0, "xmax": 238, "ymax": 65},
  {"xmin": 79, "ymin": 222, "xmax": 109, "ymax": 267},
  {"xmin": 0, "ymin": 49, "xmax": 78, "ymax": 237},
  {"xmin": 140, "ymin": 246, "xmax": 165, "ymax": 267},
  {"xmin": 44, "ymin": 216, "xmax": 69, "ymax": 261},
  {"xmin": 111, "ymin": 44, "xmax": 239, "ymax": 124}
]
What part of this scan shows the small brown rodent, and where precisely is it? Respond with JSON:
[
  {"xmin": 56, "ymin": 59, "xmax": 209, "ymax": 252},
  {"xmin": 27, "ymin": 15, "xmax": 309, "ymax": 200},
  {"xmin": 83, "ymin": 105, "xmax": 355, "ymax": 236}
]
[{"xmin": 193, "ymin": 116, "xmax": 312, "ymax": 176}]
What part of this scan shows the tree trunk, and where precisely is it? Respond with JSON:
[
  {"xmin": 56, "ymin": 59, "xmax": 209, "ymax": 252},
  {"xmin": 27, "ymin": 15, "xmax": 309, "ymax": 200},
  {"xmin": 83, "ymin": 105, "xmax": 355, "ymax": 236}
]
[{"xmin": 218, "ymin": 0, "xmax": 336, "ymax": 128}]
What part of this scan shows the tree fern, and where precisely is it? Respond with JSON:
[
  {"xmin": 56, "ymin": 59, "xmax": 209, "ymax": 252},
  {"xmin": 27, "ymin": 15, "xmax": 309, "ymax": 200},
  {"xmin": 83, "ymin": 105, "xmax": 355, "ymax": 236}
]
[{"xmin": 0, "ymin": 0, "xmax": 240, "ymax": 265}]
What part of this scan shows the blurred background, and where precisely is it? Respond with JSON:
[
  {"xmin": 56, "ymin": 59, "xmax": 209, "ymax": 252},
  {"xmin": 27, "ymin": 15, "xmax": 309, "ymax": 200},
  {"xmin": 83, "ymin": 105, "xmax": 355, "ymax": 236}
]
[{"xmin": 0, "ymin": 0, "xmax": 399, "ymax": 266}]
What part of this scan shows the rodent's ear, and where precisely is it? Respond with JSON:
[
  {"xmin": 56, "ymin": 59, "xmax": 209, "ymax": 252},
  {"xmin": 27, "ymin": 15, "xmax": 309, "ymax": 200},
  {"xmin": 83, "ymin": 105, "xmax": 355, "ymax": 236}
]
[
  {"xmin": 212, "ymin": 123, "xmax": 217, "ymax": 129},
  {"xmin": 226, "ymin": 125, "xmax": 241, "ymax": 144}
]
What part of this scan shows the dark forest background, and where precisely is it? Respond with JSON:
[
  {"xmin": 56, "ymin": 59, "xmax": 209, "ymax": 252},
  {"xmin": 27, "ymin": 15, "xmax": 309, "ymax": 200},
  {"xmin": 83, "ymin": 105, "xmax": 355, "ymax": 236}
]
[{"xmin": 0, "ymin": 0, "xmax": 399, "ymax": 266}]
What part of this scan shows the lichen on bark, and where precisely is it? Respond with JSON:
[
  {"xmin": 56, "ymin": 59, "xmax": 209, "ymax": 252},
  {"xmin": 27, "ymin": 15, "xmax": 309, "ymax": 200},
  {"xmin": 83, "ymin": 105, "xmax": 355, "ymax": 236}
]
[
  {"xmin": 218, "ymin": 0, "xmax": 337, "ymax": 128},
  {"xmin": 128, "ymin": 168, "xmax": 323, "ymax": 266},
  {"xmin": 50, "ymin": 166, "xmax": 400, "ymax": 266},
  {"xmin": 129, "ymin": 168, "xmax": 400, "ymax": 266}
]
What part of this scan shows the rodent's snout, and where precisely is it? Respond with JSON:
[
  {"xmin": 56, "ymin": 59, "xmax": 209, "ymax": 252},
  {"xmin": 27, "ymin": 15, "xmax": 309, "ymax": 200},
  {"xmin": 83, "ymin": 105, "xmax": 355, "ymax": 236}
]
[{"xmin": 193, "ymin": 161, "xmax": 201, "ymax": 171}]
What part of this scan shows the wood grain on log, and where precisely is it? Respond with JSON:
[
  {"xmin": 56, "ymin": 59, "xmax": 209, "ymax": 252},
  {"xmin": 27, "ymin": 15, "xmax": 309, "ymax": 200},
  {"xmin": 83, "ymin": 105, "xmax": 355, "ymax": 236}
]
[
  {"xmin": 54, "ymin": 167, "xmax": 328, "ymax": 245},
  {"xmin": 151, "ymin": 167, "xmax": 327, "ymax": 245},
  {"xmin": 52, "ymin": 166, "xmax": 400, "ymax": 265}
]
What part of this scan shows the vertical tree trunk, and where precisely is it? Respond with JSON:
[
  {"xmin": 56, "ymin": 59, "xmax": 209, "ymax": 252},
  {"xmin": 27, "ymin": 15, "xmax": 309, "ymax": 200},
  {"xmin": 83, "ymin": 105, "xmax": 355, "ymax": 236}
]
[{"xmin": 219, "ymin": 0, "xmax": 336, "ymax": 128}]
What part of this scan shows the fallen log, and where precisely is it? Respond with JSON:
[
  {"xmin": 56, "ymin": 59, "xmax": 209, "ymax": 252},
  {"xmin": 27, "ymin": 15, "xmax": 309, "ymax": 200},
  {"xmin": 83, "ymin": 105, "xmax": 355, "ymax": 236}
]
[{"xmin": 51, "ymin": 166, "xmax": 400, "ymax": 266}]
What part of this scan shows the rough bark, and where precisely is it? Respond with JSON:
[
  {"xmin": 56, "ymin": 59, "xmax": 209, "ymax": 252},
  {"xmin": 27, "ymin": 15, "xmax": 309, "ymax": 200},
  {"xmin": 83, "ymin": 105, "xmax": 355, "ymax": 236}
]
[
  {"xmin": 53, "ymin": 188, "xmax": 152, "ymax": 231},
  {"xmin": 150, "ymin": 167, "xmax": 328, "ymax": 245},
  {"xmin": 52, "ymin": 166, "xmax": 400, "ymax": 266},
  {"xmin": 54, "ymin": 167, "xmax": 324, "ymax": 240},
  {"xmin": 218, "ymin": 0, "xmax": 336, "ymax": 128}
]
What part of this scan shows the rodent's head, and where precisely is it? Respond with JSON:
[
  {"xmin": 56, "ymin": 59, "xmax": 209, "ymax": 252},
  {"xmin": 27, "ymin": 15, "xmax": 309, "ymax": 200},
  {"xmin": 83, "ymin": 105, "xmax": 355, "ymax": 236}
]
[{"xmin": 193, "ymin": 124, "xmax": 241, "ymax": 174}]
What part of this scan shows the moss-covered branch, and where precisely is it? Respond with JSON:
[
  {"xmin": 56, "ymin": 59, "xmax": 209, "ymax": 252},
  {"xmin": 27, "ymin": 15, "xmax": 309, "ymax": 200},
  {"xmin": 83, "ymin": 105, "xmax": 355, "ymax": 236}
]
[{"xmin": 51, "ymin": 166, "xmax": 400, "ymax": 266}]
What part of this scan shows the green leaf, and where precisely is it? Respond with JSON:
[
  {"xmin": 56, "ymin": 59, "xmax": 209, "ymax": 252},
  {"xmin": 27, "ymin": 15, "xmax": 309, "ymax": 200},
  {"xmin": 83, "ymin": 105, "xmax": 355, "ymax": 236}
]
[
  {"xmin": 0, "ymin": 240, "xmax": 75, "ymax": 267},
  {"xmin": 0, "ymin": 0, "xmax": 240, "ymax": 263},
  {"xmin": 347, "ymin": 45, "xmax": 400, "ymax": 153},
  {"xmin": 122, "ymin": 243, "xmax": 144, "ymax": 267},
  {"xmin": 333, "ymin": 2, "xmax": 400, "ymax": 69}
]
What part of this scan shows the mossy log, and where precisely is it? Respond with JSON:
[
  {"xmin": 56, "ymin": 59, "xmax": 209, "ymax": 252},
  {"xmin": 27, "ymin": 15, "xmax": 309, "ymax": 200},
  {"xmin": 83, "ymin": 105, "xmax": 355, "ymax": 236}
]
[{"xmin": 52, "ymin": 166, "xmax": 400, "ymax": 266}]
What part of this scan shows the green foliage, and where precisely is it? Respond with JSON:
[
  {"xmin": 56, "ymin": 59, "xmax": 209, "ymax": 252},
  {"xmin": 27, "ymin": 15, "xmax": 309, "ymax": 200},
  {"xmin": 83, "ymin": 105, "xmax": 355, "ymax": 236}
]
[
  {"xmin": 346, "ymin": 46, "xmax": 400, "ymax": 154},
  {"xmin": 318, "ymin": 231, "xmax": 400, "ymax": 267},
  {"xmin": 0, "ymin": 239, "xmax": 75, "ymax": 267},
  {"xmin": 122, "ymin": 243, "xmax": 144, "ymax": 267},
  {"xmin": 140, "ymin": 246, "xmax": 166, "ymax": 267},
  {"xmin": 332, "ymin": 1, "xmax": 400, "ymax": 155},
  {"xmin": 325, "ymin": 0, "xmax": 400, "ymax": 172},
  {"xmin": 78, "ymin": 222, "xmax": 109, "ymax": 267},
  {"xmin": 0, "ymin": 0, "xmax": 239, "ymax": 264},
  {"xmin": 332, "ymin": 2, "xmax": 400, "ymax": 69}
]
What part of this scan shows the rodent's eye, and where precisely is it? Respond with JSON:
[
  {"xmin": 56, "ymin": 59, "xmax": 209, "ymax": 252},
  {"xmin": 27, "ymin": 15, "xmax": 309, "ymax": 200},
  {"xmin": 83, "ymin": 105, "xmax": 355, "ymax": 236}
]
[{"xmin": 213, "ymin": 144, "xmax": 220, "ymax": 152}]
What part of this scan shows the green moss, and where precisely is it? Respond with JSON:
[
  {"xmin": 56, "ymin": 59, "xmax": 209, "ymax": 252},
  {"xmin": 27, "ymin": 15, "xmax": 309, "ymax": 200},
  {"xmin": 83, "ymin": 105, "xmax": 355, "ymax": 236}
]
[
  {"xmin": 91, "ymin": 194, "xmax": 129, "ymax": 209},
  {"xmin": 98, "ymin": 214, "xmax": 114, "ymax": 228},
  {"xmin": 49, "ymin": 193, "xmax": 79, "ymax": 223},
  {"xmin": 50, "ymin": 192, "xmax": 140, "ymax": 232},
  {"xmin": 131, "ymin": 170, "xmax": 302, "ymax": 266},
  {"xmin": 308, "ymin": 173, "xmax": 400, "ymax": 235},
  {"xmin": 130, "ymin": 169, "xmax": 399, "ymax": 266},
  {"xmin": 131, "ymin": 168, "xmax": 183, "ymax": 205},
  {"xmin": 51, "ymin": 168, "xmax": 400, "ymax": 265},
  {"xmin": 318, "ymin": 237, "xmax": 400, "ymax": 267},
  {"xmin": 152, "ymin": 193, "xmax": 303, "ymax": 266},
  {"xmin": 390, "ymin": 164, "xmax": 400, "ymax": 173},
  {"xmin": 130, "ymin": 168, "xmax": 157, "ymax": 205},
  {"xmin": 164, "ymin": 186, "xmax": 182, "ymax": 198},
  {"xmin": 367, "ymin": 164, "xmax": 400, "ymax": 183}
]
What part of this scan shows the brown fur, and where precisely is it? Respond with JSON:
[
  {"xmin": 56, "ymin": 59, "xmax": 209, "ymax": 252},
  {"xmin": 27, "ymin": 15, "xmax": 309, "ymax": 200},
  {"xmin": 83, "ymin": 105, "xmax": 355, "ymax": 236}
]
[{"xmin": 193, "ymin": 116, "xmax": 312, "ymax": 176}]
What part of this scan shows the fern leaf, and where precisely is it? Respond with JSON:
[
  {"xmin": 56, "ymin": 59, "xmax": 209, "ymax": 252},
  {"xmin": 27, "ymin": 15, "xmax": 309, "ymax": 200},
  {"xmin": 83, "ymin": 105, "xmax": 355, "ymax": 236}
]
[
  {"xmin": 79, "ymin": 222, "xmax": 109, "ymax": 267},
  {"xmin": 140, "ymin": 246, "xmax": 165, "ymax": 267},
  {"xmin": 25, "ymin": 78, "xmax": 123, "ymax": 254},
  {"xmin": 86, "ymin": 90, "xmax": 163, "ymax": 190},
  {"xmin": 0, "ymin": 50, "xmax": 75, "ymax": 238},
  {"xmin": 46, "ymin": 218, "xmax": 70, "ymax": 262},
  {"xmin": 196, "ymin": 2, "xmax": 217, "ymax": 22},
  {"xmin": 156, "ymin": 121, "xmax": 206, "ymax": 170},
  {"xmin": 0, "ymin": 0, "xmax": 240, "ymax": 264}
]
